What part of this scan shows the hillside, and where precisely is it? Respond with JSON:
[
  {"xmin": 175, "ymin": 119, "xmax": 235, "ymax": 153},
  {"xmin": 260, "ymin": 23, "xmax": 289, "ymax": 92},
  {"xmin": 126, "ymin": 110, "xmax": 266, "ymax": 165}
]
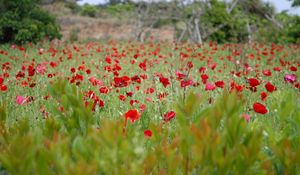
[{"xmin": 42, "ymin": 3, "xmax": 175, "ymax": 42}]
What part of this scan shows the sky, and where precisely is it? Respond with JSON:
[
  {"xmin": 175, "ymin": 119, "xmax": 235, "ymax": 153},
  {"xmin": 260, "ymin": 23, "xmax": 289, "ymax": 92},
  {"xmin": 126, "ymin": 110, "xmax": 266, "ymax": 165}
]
[{"xmin": 77, "ymin": 0, "xmax": 300, "ymax": 15}]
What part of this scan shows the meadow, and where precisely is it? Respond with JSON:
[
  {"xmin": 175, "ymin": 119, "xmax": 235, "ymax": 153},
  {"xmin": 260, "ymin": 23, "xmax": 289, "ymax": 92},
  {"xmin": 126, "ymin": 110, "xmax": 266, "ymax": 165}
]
[{"xmin": 0, "ymin": 41, "xmax": 299, "ymax": 174}]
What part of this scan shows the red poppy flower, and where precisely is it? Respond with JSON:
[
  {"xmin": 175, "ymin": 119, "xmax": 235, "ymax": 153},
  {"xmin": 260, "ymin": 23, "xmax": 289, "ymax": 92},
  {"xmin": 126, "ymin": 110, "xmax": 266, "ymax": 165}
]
[
  {"xmin": 215, "ymin": 80, "xmax": 225, "ymax": 88},
  {"xmin": 126, "ymin": 91, "xmax": 133, "ymax": 97},
  {"xmin": 86, "ymin": 69, "xmax": 91, "ymax": 74},
  {"xmin": 295, "ymin": 82, "xmax": 300, "ymax": 91},
  {"xmin": 273, "ymin": 67, "xmax": 281, "ymax": 72},
  {"xmin": 98, "ymin": 99, "xmax": 105, "ymax": 107},
  {"xmin": 124, "ymin": 109, "xmax": 140, "ymax": 123},
  {"xmin": 139, "ymin": 104, "xmax": 146, "ymax": 112},
  {"xmin": 187, "ymin": 61, "xmax": 193, "ymax": 69},
  {"xmin": 130, "ymin": 99, "xmax": 139, "ymax": 106},
  {"xmin": 265, "ymin": 82, "xmax": 276, "ymax": 92},
  {"xmin": 180, "ymin": 79, "xmax": 193, "ymax": 88},
  {"xmin": 260, "ymin": 92, "xmax": 267, "ymax": 101},
  {"xmin": 78, "ymin": 65, "xmax": 85, "ymax": 71},
  {"xmin": 70, "ymin": 67, "xmax": 76, "ymax": 73},
  {"xmin": 89, "ymin": 77, "xmax": 103, "ymax": 86},
  {"xmin": 139, "ymin": 61, "xmax": 147, "ymax": 71},
  {"xmin": 99, "ymin": 86, "xmax": 109, "ymax": 94},
  {"xmin": 262, "ymin": 70, "xmax": 272, "ymax": 76},
  {"xmin": 119, "ymin": 94, "xmax": 126, "ymax": 101},
  {"xmin": 253, "ymin": 102, "xmax": 268, "ymax": 114},
  {"xmin": 199, "ymin": 67, "xmax": 206, "ymax": 73},
  {"xmin": 159, "ymin": 77, "xmax": 170, "ymax": 88},
  {"xmin": 75, "ymin": 74, "xmax": 84, "ymax": 81},
  {"xmin": 144, "ymin": 130, "xmax": 152, "ymax": 138},
  {"xmin": 131, "ymin": 75, "xmax": 141, "ymax": 84},
  {"xmin": 290, "ymin": 66, "xmax": 297, "ymax": 72},
  {"xmin": 248, "ymin": 78, "xmax": 260, "ymax": 87},
  {"xmin": 27, "ymin": 65, "xmax": 35, "ymax": 77},
  {"xmin": 105, "ymin": 57, "xmax": 112, "ymax": 64},
  {"xmin": 140, "ymin": 74, "xmax": 147, "ymax": 80},
  {"xmin": 201, "ymin": 74, "xmax": 209, "ymax": 84},
  {"xmin": 145, "ymin": 88, "xmax": 154, "ymax": 94},
  {"xmin": 114, "ymin": 76, "xmax": 130, "ymax": 87},
  {"xmin": 0, "ymin": 84, "xmax": 7, "ymax": 92},
  {"xmin": 175, "ymin": 71, "xmax": 186, "ymax": 80},
  {"xmin": 164, "ymin": 111, "xmax": 176, "ymax": 122},
  {"xmin": 50, "ymin": 61, "xmax": 57, "ymax": 68}
]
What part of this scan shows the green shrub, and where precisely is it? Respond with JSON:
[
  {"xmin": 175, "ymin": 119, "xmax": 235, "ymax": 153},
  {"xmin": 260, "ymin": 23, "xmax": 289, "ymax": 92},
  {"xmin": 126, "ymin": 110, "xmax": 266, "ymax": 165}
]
[
  {"xmin": 80, "ymin": 4, "xmax": 98, "ymax": 18},
  {"xmin": 0, "ymin": 0, "xmax": 61, "ymax": 44},
  {"xmin": 106, "ymin": 3, "xmax": 135, "ymax": 16},
  {"xmin": 69, "ymin": 28, "xmax": 80, "ymax": 43},
  {"xmin": 65, "ymin": 1, "xmax": 81, "ymax": 14}
]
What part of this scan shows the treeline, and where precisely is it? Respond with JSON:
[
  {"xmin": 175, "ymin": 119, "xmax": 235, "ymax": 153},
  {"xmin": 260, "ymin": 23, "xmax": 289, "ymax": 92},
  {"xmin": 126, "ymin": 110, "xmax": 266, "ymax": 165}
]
[{"xmin": 1, "ymin": 0, "xmax": 299, "ymax": 44}]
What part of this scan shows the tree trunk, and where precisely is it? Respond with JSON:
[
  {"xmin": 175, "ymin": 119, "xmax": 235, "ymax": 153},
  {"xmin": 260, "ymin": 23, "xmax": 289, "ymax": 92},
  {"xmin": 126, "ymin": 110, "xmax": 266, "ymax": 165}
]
[{"xmin": 194, "ymin": 18, "xmax": 203, "ymax": 44}]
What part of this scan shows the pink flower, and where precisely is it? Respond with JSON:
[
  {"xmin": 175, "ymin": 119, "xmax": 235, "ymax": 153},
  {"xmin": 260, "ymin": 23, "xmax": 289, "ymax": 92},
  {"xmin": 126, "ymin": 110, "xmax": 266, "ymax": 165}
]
[
  {"xmin": 205, "ymin": 83, "xmax": 216, "ymax": 91},
  {"xmin": 16, "ymin": 95, "xmax": 26, "ymax": 105},
  {"xmin": 36, "ymin": 64, "xmax": 46, "ymax": 74},
  {"xmin": 284, "ymin": 74, "xmax": 296, "ymax": 84},
  {"xmin": 242, "ymin": 114, "xmax": 251, "ymax": 122}
]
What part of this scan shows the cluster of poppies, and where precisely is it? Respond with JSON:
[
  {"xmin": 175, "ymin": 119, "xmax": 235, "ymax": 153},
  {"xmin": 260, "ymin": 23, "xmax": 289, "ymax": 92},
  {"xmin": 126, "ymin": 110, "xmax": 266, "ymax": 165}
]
[{"xmin": 0, "ymin": 42, "xmax": 299, "ymax": 139}]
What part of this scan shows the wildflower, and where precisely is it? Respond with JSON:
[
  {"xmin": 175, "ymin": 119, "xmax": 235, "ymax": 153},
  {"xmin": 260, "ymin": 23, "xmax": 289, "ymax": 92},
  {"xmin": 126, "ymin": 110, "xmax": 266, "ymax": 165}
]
[
  {"xmin": 265, "ymin": 82, "xmax": 276, "ymax": 92},
  {"xmin": 16, "ymin": 95, "xmax": 26, "ymax": 105},
  {"xmin": 253, "ymin": 102, "xmax": 268, "ymax": 114},
  {"xmin": 159, "ymin": 77, "xmax": 170, "ymax": 88},
  {"xmin": 124, "ymin": 109, "xmax": 140, "ymax": 123},
  {"xmin": 284, "ymin": 74, "xmax": 296, "ymax": 84},
  {"xmin": 248, "ymin": 78, "xmax": 260, "ymax": 87},
  {"xmin": 205, "ymin": 83, "xmax": 216, "ymax": 91},
  {"xmin": 144, "ymin": 130, "xmax": 152, "ymax": 138},
  {"xmin": 164, "ymin": 111, "xmax": 176, "ymax": 122}
]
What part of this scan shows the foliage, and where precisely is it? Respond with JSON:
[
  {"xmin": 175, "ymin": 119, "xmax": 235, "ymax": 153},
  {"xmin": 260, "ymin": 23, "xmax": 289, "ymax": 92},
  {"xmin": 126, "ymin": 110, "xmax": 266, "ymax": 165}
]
[
  {"xmin": 201, "ymin": 0, "xmax": 248, "ymax": 43},
  {"xmin": 258, "ymin": 13, "xmax": 300, "ymax": 44},
  {"xmin": 106, "ymin": 2, "xmax": 135, "ymax": 17},
  {"xmin": 0, "ymin": 0, "xmax": 61, "ymax": 44},
  {"xmin": 69, "ymin": 28, "xmax": 80, "ymax": 43},
  {"xmin": 290, "ymin": 0, "xmax": 300, "ymax": 7},
  {"xmin": 80, "ymin": 4, "xmax": 98, "ymax": 17},
  {"xmin": 65, "ymin": 1, "xmax": 81, "ymax": 14}
]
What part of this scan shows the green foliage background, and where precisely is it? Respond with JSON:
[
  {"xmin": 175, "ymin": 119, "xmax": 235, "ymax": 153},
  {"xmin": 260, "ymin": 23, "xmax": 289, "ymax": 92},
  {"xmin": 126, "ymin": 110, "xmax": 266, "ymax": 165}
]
[{"xmin": 0, "ymin": 0, "xmax": 61, "ymax": 44}]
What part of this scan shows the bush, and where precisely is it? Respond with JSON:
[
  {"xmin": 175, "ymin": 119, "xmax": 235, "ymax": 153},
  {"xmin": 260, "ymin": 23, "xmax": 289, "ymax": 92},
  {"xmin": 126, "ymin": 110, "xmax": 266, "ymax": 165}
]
[
  {"xmin": 65, "ymin": 1, "xmax": 81, "ymax": 14},
  {"xmin": 0, "ymin": 0, "xmax": 61, "ymax": 44},
  {"xmin": 80, "ymin": 4, "xmax": 98, "ymax": 17},
  {"xmin": 256, "ymin": 13, "xmax": 300, "ymax": 44},
  {"xmin": 69, "ymin": 28, "xmax": 80, "ymax": 43}
]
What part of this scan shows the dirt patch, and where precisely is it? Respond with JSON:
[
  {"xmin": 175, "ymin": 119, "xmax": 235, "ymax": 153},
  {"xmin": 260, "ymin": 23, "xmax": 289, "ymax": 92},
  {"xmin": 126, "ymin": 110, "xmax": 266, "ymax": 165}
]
[{"xmin": 58, "ymin": 15, "xmax": 175, "ymax": 42}]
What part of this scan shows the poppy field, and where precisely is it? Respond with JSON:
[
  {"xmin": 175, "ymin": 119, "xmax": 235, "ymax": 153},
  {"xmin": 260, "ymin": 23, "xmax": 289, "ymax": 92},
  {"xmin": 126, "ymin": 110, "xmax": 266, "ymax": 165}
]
[{"xmin": 0, "ymin": 41, "xmax": 299, "ymax": 174}]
